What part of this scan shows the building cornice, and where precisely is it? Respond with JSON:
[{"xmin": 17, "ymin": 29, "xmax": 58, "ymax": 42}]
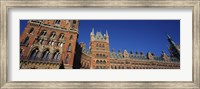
[{"xmin": 29, "ymin": 21, "xmax": 78, "ymax": 34}]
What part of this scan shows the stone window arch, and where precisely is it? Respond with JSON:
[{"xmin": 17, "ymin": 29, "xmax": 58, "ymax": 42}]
[
  {"xmin": 29, "ymin": 47, "xmax": 39, "ymax": 60},
  {"xmin": 53, "ymin": 50, "xmax": 61, "ymax": 62},
  {"xmin": 69, "ymin": 35, "xmax": 73, "ymax": 40},
  {"xmin": 50, "ymin": 31, "xmax": 56, "ymax": 38},
  {"xmin": 20, "ymin": 48, "xmax": 23, "ymax": 57},
  {"xmin": 55, "ymin": 20, "xmax": 61, "ymax": 25},
  {"xmin": 40, "ymin": 30, "xmax": 47, "ymax": 36},
  {"xmin": 67, "ymin": 43, "xmax": 72, "ymax": 51},
  {"xmin": 99, "ymin": 44, "xmax": 102, "ymax": 47},
  {"xmin": 59, "ymin": 33, "xmax": 64, "ymax": 39},
  {"xmin": 29, "ymin": 27, "xmax": 34, "ymax": 34},
  {"xmin": 22, "ymin": 36, "xmax": 30, "ymax": 46},
  {"xmin": 103, "ymin": 54, "xmax": 106, "ymax": 58},
  {"xmin": 57, "ymin": 42, "xmax": 63, "ymax": 47},
  {"xmin": 96, "ymin": 54, "xmax": 99, "ymax": 58},
  {"xmin": 48, "ymin": 41, "xmax": 54, "ymax": 46},
  {"xmin": 41, "ymin": 49, "xmax": 50, "ymax": 61},
  {"xmin": 39, "ymin": 39, "xmax": 44, "ymax": 45},
  {"xmin": 96, "ymin": 60, "xmax": 99, "ymax": 64},
  {"xmin": 103, "ymin": 60, "xmax": 106, "ymax": 64},
  {"xmin": 100, "ymin": 54, "xmax": 102, "ymax": 58},
  {"xmin": 100, "ymin": 60, "xmax": 103, "ymax": 64},
  {"xmin": 65, "ymin": 54, "xmax": 70, "ymax": 64}
]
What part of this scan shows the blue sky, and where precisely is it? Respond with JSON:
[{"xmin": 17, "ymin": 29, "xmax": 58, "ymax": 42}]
[{"xmin": 20, "ymin": 20, "xmax": 180, "ymax": 56}]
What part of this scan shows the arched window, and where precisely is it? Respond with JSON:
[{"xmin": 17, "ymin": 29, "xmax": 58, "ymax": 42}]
[
  {"xmin": 69, "ymin": 35, "xmax": 73, "ymax": 40},
  {"xmin": 57, "ymin": 42, "xmax": 63, "ymax": 47},
  {"xmin": 22, "ymin": 36, "xmax": 29, "ymax": 46},
  {"xmin": 65, "ymin": 55, "xmax": 70, "ymax": 64},
  {"xmin": 67, "ymin": 43, "xmax": 72, "ymax": 51},
  {"xmin": 39, "ymin": 39, "xmax": 44, "ymax": 45},
  {"xmin": 29, "ymin": 47, "xmax": 39, "ymax": 60},
  {"xmin": 59, "ymin": 33, "xmax": 64, "ymax": 39},
  {"xmin": 100, "ymin": 54, "xmax": 102, "ymax": 58},
  {"xmin": 102, "ymin": 44, "xmax": 105, "ymax": 48},
  {"xmin": 29, "ymin": 27, "xmax": 34, "ymax": 34},
  {"xmin": 99, "ymin": 44, "xmax": 101, "ymax": 47},
  {"xmin": 103, "ymin": 60, "xmax": 106, "ymax": 64},
  {"xmin": 40, "ymin": 30, "xmax": 47, "ymax": 36},
  {"xmin": 20, "ymin": 48, "xmax": 23, "ymax": 57},
  {"xmin": 96, "ymin": 60, "xmax": 99, "ymax": 64},
  {"xmin": 50, "ymin": 32, "xmax": 56, "ymax": 38},
  {"xmin": 100, "ymin": 60, "xmax": 103, "ymax": 64},
  {"xmin": 41, "ymin": 49, "xmax": 50, "ymax": 61},
  {"xmin": 48, "ymin": 41, "xmax": 54, "ymax": 46},
  {"xmin": 73, "ymin": 20, "xmax": 76, "ymax": 24},
  {"xmin": 55, "ymin": 20, "xmax": 61, "ymax": 25},
  {"xmin": 53, "ymin": 50, "xmax": 60, "ymax": 62},
  {"xmin": 103, "ymin": 54, "xmax": 106, "ymax": 58}
]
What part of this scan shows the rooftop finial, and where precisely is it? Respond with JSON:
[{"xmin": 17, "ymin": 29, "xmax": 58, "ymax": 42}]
[
  {"xmin": 167, "ymin": 34, "xmax": 171, "ymax": 39},
  {"xmin": 106, "ymin": 30, "xmax": 108, "ymax": 36},
  {"xmin": 91, "ymin": 27, "xmax": 94, "ymax": 35}
]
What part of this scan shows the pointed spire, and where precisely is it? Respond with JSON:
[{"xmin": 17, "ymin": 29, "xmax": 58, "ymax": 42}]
[
  {"xmin": 106, "ymin": 30, "xmax": 109, "ymax": 36},
  {"xmin": 90, "ymin": 27, "xmax": 94, "ymax": 35},
  {"xmin": 167, "ymin": 34, "xmax": 171, "ymax": 39}
]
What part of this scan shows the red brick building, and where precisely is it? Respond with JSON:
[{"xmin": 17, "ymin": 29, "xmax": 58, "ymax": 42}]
[
  {"xmin": 80, "ymin": 29, "xmax": 180, "ymax": 69},
  {"xmin": 20, "ymin": 20, "xmax": 79, "ymax": 69},
  {"xmin": 20, "ymin": 20, "xmax": 180, "ymax": 69}
]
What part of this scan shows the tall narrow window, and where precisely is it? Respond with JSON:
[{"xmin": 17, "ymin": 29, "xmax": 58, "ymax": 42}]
[
  {"xmin": 39, "ymin": 39, "xmax": 44, "ymax": 45},
  {"xmin": 40, "ymin": 30, "xmax": 47, "ymax": 36},
  {"xmin": 20, "ymin": 48, "xmax": 23, "ymax": 57},
  {"xmin": 65, "ymin": 55, "xmax": 70, "ymax": 64},
  {"xmin": 69, "ymin": 35, "xmax": 73, "ymax": 40},
  {"xmin": 50, "ymin": 32, "xmax": 56, "ymax": 38},
  {"xmin": 42, "ymin": 49, "xmax": 50, "ymax": 61},
  {"xmin": 29, "ymin": 28, "xmax": 34, "ymax": 34},
  {"xmin": 51, "ymin": 41, "xmax": 54, "ymax": 46},
  {"xmin": 29, "ymin": 48, "xmax": 39, "ymax": 60},
  {"xmin": 22, "ymin": 36, "xmax": 29, "ymax": 46},
  {"xmin": 59, "ymin": 33, "xmax": 64, "ymax": 39},
  {"xmin": 67, "ymin": 43, "xmax": 72, "ymax": 51},
  {"xmin": 55, "ymin": 20, "xmax": 61, "ymax": 25},
  {"xmin": 96, "ymin": 60, "xmax": 99, "ymax": 64},
  {"xmin": 57, "ymin": 42, "xmax": 63, "ymax": 47},
  {"xmin": 53, "ymin": 51, "xmax": 60, "ymax": 62},
  {"xmin": 48, "ymin": 41, "xmax": 52, "ymax": 45}
]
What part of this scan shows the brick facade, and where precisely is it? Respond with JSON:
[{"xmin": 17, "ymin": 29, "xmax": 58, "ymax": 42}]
[
  {"xmin": 20, "ymin": 20, "xmax": 79, "ymax": 69},
  {"xmin": 20, "ymin": 20, "xmax": 180, "ymax": 69}
]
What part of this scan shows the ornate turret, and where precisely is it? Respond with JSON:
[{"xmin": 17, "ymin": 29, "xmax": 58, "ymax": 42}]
[
  {"xmin": 90, "ymin": 27, "xmax": 95, "ymax": 41},
  {"xmin": 104, "ymin": 30, "xmax": 109, "ymax": 43},
  {"xmin": 90, "ymin": 28, "xmax": 109, "ymax": 43}
]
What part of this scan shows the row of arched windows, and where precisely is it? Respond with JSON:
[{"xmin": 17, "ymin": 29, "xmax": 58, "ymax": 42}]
[
  {"xmin": 96, "ymin": 66, "xmax": 107, "ymax": 69},
  {"xmin": 54, "ymin": 20, "xmax": 77, "ymax": 25},
  {"xmin": 28, "ymin": 47, "xmax": 70, "ymax": 64},
  {"xmin": 96, "ymin": 60, "xmax": 106, "ymax": 64},
  {"xmin": 40, "ymin": 30, "xmax": 73, "ymax": 40},
  {"xmin": 96, "ymin": 54, "xmax": 107, "ymax": 58},
  {"xmin": 21, "ymin": 36, "xmax": 30, "ymax": 46},
  {"xmin": 96, "ymin": 43, "xmax": 105, "ymax": 48}
]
